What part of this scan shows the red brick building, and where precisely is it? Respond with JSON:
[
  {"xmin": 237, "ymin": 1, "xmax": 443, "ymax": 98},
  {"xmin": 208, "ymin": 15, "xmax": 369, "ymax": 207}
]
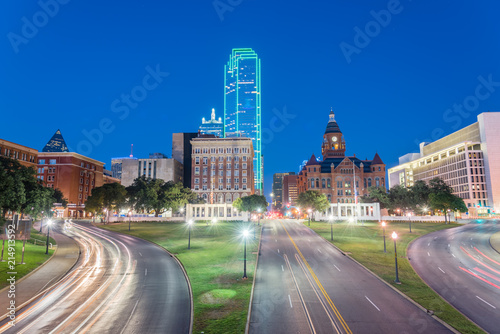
[
  {"xmin": 0, "ymin": 139, "xmax": 38, "ymax": 169},
  {"xmin": 298, "ymin": 110, "xmax": 386, "ymax": 203},
  {"xmin": 37, "ymin": 152, "xmax": 104, "ymax": 217},
  {"xmin": 190, "ymin": 136, "xmax": 254, "ymax": 203}
]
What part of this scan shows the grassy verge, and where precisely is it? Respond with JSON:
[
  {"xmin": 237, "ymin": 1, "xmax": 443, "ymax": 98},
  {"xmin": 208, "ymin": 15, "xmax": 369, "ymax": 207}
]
[
  {"xmin": 0, "ymin": 229, "xmax": 55, "ymax": 290},
  {"xmin": 305, "ymin": 220, "xmax": 484, "ymax": 334},
  {"xmin": 99, "ymin": 220, "xmax": 259, "ymax": 334}
]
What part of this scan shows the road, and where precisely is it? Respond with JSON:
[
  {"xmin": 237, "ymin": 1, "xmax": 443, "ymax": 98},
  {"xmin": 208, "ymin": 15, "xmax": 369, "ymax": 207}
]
[
  {"xmin": 0, "ymin": 220, "xmax": 191, "ymax": 334},
  {"xmin": 249, "ymin": 219, "xmax": 450, "ymax": 334},
  {"xmin": 409, "ymin": 220, "xmax": 500, "ymax": 333}
]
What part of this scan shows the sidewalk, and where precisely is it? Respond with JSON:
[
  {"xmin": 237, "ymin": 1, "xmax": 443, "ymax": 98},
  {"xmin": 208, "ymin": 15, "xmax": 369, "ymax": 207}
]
[
  {"xmin": 491, "ymin": 231, "xmax": 500, "ymax": 254},
  {"xmin": 0, "ymin": 220, "xmax": 80, "ymax": 321}
]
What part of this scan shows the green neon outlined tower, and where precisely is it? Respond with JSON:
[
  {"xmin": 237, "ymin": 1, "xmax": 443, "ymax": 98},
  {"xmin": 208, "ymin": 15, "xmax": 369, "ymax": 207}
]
[{"xmin": 224, "ymin": 48, "xmax": 262, "ymax": 194}]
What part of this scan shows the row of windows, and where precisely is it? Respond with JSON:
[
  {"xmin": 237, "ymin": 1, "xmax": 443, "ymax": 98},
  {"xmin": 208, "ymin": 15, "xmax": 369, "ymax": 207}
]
[
  {"xmin": 194, "ymin": 184, "xmax": 247, "ymax": 191},
  {"xmin": 193, "ymin": 147, "xmax": 250, "ymax": 154},
  {"xmin": 2, "ymin": 148, "xmax": 36, "ymax": 163},
  {"xmin": 195, "ymin": 156, "xmax": 248, "ymax": 164},
  {"xmin": 308, "ymin": 177, "xmax": 384, "ymax": 189},
  {"xmin": 38, "ymin": 159, "xmax": 57, "ymax": 165},
  {"xmin": 194, "ymin": 167, "xmax": 248, "ymax": 177},
  {"xmin": 195, "ymin": 177, "xmax": 247, "ymax": 184},
  {"xmin": 195, "ymin": 192, "xmax": 248, "ymax": 203}
]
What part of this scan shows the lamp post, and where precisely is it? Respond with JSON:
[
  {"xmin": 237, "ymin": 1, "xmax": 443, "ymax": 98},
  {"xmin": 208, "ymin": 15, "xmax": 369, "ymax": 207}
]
[
  {"xmin": 242, "ymin": 230, "xmax": 249, "ymax": 279},
  {"xmin": 392, "ymin": 231, "xmax": 400, "ymax": 284},
  {"xmin": 39, "ymin": 210, "xmax": 44, "ymax": 232},
  {"xmin": 329, "ymin": 216, "xmax": 334, "ymax": 241},
  {"xmin": 187, "ymin": 219, "xmax": 193, "ymax": 249},
  {"xmin": 307, "ymin": 209, "xmax": 312, "ymax": 226},
  {"xmin": 103, "ymin": 208, "xmax": 108, "ymax": 224},
  {"xmin": 382, "ymin": 221, "xmax": 387, "ymax": 253},
  {"xmin": 45, "ymin": 219, "xmax": 52, "ymax": 255},
  {"xmin": 270, "ymin": 193, "xmax": 274, "ymax": 214},
  {"xmin": 128, "ymin": 210, "xmax": 132, "ymax": 231},
  {"xmin": 257, "ymin": 208, "xmax": 261, "ymax": 226},
  {"xmin": 408, "ymin": 212, "xmax": 412, "ymax": 233}
]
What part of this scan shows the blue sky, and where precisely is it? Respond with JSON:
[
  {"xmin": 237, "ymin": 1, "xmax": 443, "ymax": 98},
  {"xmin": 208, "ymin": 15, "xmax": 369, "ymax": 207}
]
[{"xmin": 2, "ymin": 0, "xmax": 500, "ymax": 197}]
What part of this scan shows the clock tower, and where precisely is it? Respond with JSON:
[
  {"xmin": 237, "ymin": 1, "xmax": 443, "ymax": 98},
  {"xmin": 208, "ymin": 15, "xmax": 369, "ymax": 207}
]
[{"xmin": 321, "ymin": 109, "xmax": 346, "ymax": 158}]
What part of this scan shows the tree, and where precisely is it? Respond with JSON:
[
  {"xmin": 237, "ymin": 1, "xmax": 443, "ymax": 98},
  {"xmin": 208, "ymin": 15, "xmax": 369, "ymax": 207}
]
[
  {"xmin": 363, "ymin": 186, "xmax": 390, "ymax": 209},
  {"xmin": 86, "ymin": 183, "xmax": 127, "ymax": 222},
  {"xmin": 387, "ymin": 185, "xmax": 412, "ymax": 214},
  {"xmin": 296, "ymin": 190, "xmax": 329, "ymax": 219},
  {"xmin": 0, "ymin": 157, "xmax": 26, "ymax": 217},
  {"xmin": 232, "ymin": 195, "xmax": 268, "ymax": 221},
  {"xmin": 410, "ymin": 180, "xmax": 431, "ymax": 211},
  {"xmin": 53, "ymin": 188, "xmax": 68, "ymax": 208},
  {"xmin": 429, "ymin": 192, "xmax": 467, "ymax": 223}
]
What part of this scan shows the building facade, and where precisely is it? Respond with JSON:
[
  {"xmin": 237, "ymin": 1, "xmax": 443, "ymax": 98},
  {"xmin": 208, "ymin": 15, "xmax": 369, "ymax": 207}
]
[
  {"xmin": 388, "ymin": 112, "xmax": 500, "ymax": 215},
  {"xmin": 172, "ymin": 132, "xmax": 198, "ymax": 188},
  {"xmin": 121, "ymin": 154, "xmax": 183, "ymax": 187},
  {"xmin": 103, "ymin": 169, "xmax": 121, "ymax": 184},
  {"xmin": 0, "ymin": 139, "xmax": 38, "ymax": 169},
  {"xmin": 224, "ymin": 48, "xmax": 262, "ymax": 194},
  {"xmin": 272, "ymin": 172, "xmax": 295, "ymax": 209},
  {"xmin": 111, "ymin": 156, "xmax": 137, "ymax": 179},
  {"xmin": 199, "ymin": 108, "xmax": 223, "ymax": 138},
  {"xmin": 42, "ymin": 129, "xmax": 69, "ymax": 152},
  {"xmin": 37, "ymin": 152, "xmax": 104, "ymax": 217},
  {"xmin": 297, "ymin": 110, "xmax": 386, "ymax": 204},
  {"xmin": 190, "ymin": 136, "xmax": 254, "ymax": 204},
  {"xmin": 283, "ymin": 174, "xmax": 298, "ymax": 206}
]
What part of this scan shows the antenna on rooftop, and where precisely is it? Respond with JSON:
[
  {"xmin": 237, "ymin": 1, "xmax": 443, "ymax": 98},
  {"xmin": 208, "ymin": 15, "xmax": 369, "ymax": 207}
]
[{"xmin": 130, "ymin": 144, "xmax": 134, "ymax": 158}]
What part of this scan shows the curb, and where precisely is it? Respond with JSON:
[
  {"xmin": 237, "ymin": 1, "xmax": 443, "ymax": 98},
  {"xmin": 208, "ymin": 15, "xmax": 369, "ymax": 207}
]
[
  {"xmin": 93, "ymin": 222, "xmax": 194, "ymax": 334},
  {"xmin": 245, "ymin": 223, "xmax": 263, "ymax": 334},
  {"xmin": 304, "ymin": 222, "xmax": 462, "ymax": 334},
  {"xmin": 489, "ymin": 231, "xmax": 500, "ymax": 255},
  {"xmin": 0, "ymin": 227, "xmax": 81, "ymax": 322}
]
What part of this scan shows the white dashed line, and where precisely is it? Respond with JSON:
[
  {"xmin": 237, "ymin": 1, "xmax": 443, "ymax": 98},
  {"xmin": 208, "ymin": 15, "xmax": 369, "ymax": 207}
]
[
  {"xmin": 438, "ymin": 267, "xmax": 445, "ymax": 274},
  {"xmin": 288, "ymin": 294, "xmax": 293, "ymax": 308},
  {"xmin": 476, "ymin": 296, "xmax": 496, "ymax": 309},
  {"xmin": 278, "ymin": 249, "xmax": 280, "ymax": 253},
  {"xmin": 318, "ymin": 249, "xmax": 322, "ymax": 254},
  {"xmin": 452, "ymin": 254, "xmax": 456, "ymax": 258},
  {"xmin": 428, "ymin": 243, "xmax": 430, "ymax": 247},
  {"xmin": 139, "ymin": 252, "xmax": 142, "ymax": 257},
  {"xmin": 281, "ymin": 265, "xmax": 284, "ymax": 272},
  {"xmin": 334, "ymin": 265, "xmax": 341, "ymax": 272},
  {"xmin": 145, "ymin": 269, "xmax": 147, "ymax": 276},
  {"xmin": 365, "ymin": 296, "xmax": 380, "ymax": 311},
  {"xmin": 427, "ymin": 252, "xmax": 431, "ymax": 257}
]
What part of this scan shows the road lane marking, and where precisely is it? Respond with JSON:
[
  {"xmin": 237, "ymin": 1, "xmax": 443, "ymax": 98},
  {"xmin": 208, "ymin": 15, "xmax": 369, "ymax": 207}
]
[
  {"xmin": 288, "ymin": 294, "xmax": 293, "ymax": 308},
  {"xmin": 476, "ymin": 296, "xmax": 496, "ymax": 309},
  {"xmin": 281, "ymin": 265, "xmax": 284, "ymax": 272},
  {"xmin": 281, "ymin": 222, "xmax": 351, "ymax": 334},
  {"xmin": 120, "ymin": 300, "xmax": 139, "ymax": 334},
  {"xmin": 365, "ymin": 296, "xmax": 380, "ymax": 311},
  {"xmin": 428, "ymin": 243, "xmax": 430, "ymax": 247},
  {"xmin": 334, "ymin": 265, "xmax": 341, "ymax": 272},
  {"xmin": 427, "ymin": 252, "xmax": 431, "ymax": 256},
  {"xmin": 145, "ymin": 269, "xmax": 147, "ymax": 276},
  {"xmin": 459, "ymin": 267, "xmax": 500, "ymax": 290},
  {"xmin": 474, "ymin": 247, "xmax": 500, "ymax": 266},
  {"xmin": 318, "ymin": 249, "xmax": 322, "ymax": 253},
  {"xmin": 452, "ymin": 254, "xmax": 456, "ymax": 258},
  {"xmin": 139, "ymin": 252, "xmax": 142, "ymax": 257},
  {"xmin": 275, "ymin": 239, "xmax": 277, "ymax": 242},
  {"xmin": 438, "ymin": 267, "xmax": 445, "ymax": 274},
  {"xmin": 278, "ymin": 249, "xmax": 280, "ymax": 253}
]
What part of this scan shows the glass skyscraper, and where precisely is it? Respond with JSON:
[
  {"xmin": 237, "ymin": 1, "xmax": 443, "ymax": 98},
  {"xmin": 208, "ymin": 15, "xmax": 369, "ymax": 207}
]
[{"xmin": 224, "ymin": 48, "xmax": 262, "ymax": 194}]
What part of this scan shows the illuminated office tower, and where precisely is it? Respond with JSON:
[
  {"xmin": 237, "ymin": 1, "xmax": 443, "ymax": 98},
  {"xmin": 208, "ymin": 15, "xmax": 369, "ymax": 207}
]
[{"xmin": 224, "ymin": 48, "xmax": 262, "ymax": 194}]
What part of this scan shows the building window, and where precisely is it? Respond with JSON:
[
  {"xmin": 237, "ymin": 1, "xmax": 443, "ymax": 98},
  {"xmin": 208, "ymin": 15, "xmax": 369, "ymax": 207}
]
[
  {"xmin": 195, "ymin": 167, "xmax": 200, "ymax": 175},
  {"xmin": 227, "ymin": 178, "xmax": 231, "ymax": 184},
  {"xmin": 235, "ymin": 184, "xmax": 239, "ymax": 190},
  {"xmin": 235, "ymin": 170, "xmax": 239, "ymax": 176},
  {"xmin": 195, "ymin": 185, "xmax": 199, "ymax": 190},
  {"xmin": 243, "ymin": 185, "xmax": 247, "ymax": 190},
  {"xmin": 234, "ymin": 178, "xmax": 239, "ymax": 183},
  {"xmin": 367, "ymin": 178, "xmax": 372, "ymax": 188},
  {"xmin": 203, "ymin": 157, "xmax": 208, "ymax": 165},
  {"xmin": 327, "ymin": 178, "xmax": 331, "ymax": 188},
  {"xmin": 49, "ymin": 159, "xmax": 56, "ymax": 164},
  {"xmin": 316, "ymin": 178, "xmax": 319, "ymax": 188},
  {"xmin": 39, "ymin": 159, "xmax": 45, "ymax": 164},
  {"xmin": 322, "ymin": 179, "xmax": 326, "ymax": 188},
  {"xmin": 203, "ymin": 178, "xmax": 207, "ymax": 184},
  {"xmin": 219, "ymin": 170, "xmax": 224, "ymax": 177},
  {"xmin": 195, "ymin": 157, "xmax": 200, "ymax": 165},
  {"xmin": 243, "ymin": 156, "xmax": 247, "ymax": 161},
  {"xmin": 242, "ymin": 178, "xmax": 247, "ymax": 184},
  {"xmin": 80, "ymin": 178, "xmax": 83, "ymax": 184},
  {"xmin": 219, "ymin": 178, "xmax": 223, "ymax": 183},
  {"xmin": 219, "ymin": 185, "xmax": 223, "ymax": 190},
  {"xmin": 202, "ymin": 185, "xmax": 207, "ymax": 191},
  {"xmin": 194, "ymin": 178, "xmax": 199, "ymax": 184},
  {"xmin": 242, "ymin": 163, "xmax": 247, "ymax": 169}
]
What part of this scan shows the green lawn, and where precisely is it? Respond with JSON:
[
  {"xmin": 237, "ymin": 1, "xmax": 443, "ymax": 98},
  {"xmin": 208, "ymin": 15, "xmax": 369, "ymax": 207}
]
[
  {"xmin": 99, "ymin": 220, "xmax": 259, "ymax": 334},
  {"xmin": 0, "ymin": 228, "xmax": 55, "ymax": 290},
  {"xmin": 305, "ymin": 220, "xmax": 484, "ymax": 334}
]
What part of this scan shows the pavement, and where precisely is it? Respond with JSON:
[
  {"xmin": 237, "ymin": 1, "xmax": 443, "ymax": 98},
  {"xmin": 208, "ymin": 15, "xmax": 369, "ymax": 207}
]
[
  {"xmin": 249, "ymin": 219, "xmax": 451, "ymax": 334},
  {"xmin": 0, "ymin": 220, "xmax": 191, "ymax": 334},
  {"xmin": 0, "ymin": 219, "xmax": 80, "ymax": 321},
  {"xmin": 409, "ymin": 220, "xmax": 500, "ymax": 333},
  {"xmin": 491, "ymin": 231, "xmax": 500, "ymax": 253}
]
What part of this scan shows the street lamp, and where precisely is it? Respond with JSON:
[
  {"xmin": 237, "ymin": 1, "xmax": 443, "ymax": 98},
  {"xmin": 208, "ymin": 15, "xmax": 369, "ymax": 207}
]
[
  {"xmin": 45, "ymin": 219, "xmax": 52, "ymax": 255},
  {"xmin": 396, "ymin": 208, "xmax": 400, "ymax": 216},
  {"xmin": 128, "ymin": 210, "xmax": 132, "ymax": 231},
  {"xmin": 407, "ymin": 212, "xmax": 412, "ymax": 233},
  {"xmin": 392, "ymin": 231, "xmax": 400, "ymax": 284},
  {"xmin": 257, "ymin": 208, "xmax": 261, "ymax": 226},
  {"xmin": 242, "ymin": 229, "xmax": 250, "ymax": 279},
  {"xmin": 187, "ymin": 219, "xmax": 193, "ymax": 249},
  {"xmin": 329, "ymin": 216, "xmax": 334, "ymax": 241},
  {"xmin": 307, "ymin": 209, "xmax": 312, "ymax": 226},
  {"xmin": 381, "ymin": 221, "xmax": 387, "ymax": 253}
]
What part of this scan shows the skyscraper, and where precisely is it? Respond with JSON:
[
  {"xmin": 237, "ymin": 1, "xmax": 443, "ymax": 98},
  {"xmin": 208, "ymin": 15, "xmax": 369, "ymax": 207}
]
[
  {"xmin": 224, "ymin": 48, "xmax": 262, "ymax": 194},
  {"xmin": 199, "ymin": 108, "xmax": 223, "ymax": 138},
  {"xmin": 42, "ymin": 129, "xmax": 69, "ymax": 152}
]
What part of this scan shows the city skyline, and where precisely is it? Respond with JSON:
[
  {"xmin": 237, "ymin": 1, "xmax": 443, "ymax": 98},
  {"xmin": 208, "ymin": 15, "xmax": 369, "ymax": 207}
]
[{"xmin": 2, "ymin": 1, "xmax": 500, "ymax": 198}]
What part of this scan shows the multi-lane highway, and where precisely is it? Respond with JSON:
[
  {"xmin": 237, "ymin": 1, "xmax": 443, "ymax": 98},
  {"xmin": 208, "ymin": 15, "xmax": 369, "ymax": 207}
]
[
  {"xmin": 409, "ymin": 220, "xmax": 500, "ymax": 333},
  {"xmin": 249, "ymin": 219, "xmax": 451, "ymax": 334},
  {"xmin": 0, "ymin": 220, "xmax": 191, "ymax": 334}
]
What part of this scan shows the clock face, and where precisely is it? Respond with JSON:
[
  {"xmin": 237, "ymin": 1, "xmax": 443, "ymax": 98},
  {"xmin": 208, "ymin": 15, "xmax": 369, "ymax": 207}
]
[{"xmin": 331, "ymin": 136, "xmax": 338, "ymax": 142}]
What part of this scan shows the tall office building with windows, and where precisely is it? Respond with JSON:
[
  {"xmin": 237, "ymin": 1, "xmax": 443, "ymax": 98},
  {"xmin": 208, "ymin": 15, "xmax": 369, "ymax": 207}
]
[{"xmin": 224, "ymin": 48, "xmax": 262, "ymax": 194}]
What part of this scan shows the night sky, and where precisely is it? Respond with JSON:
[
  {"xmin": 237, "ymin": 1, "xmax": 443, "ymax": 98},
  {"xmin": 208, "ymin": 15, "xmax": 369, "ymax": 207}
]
[{"xmin": 2, "ymin": 0, "xmax": 500, "ymax": 198}]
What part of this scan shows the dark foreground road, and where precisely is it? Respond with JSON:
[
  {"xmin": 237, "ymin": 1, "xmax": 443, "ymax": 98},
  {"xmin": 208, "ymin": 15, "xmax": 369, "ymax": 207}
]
[
  {"xmin": 0, "ymin": 220, "xmax": 191, "ymax": 334},
  {"xmin": 409, "ymin": 220, "xmax": 500, "ymax": 333},
  {"xmin": 249, "ymin": 219, "xmax": 450, "ymax": 334}
]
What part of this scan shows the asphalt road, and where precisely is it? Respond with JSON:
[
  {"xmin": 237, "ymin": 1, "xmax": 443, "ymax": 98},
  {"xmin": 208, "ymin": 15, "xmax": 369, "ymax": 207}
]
[
  {"xmin": 0, "ymin": 220, "xmax": 191, "ymax": 334},
  {"xmin": 409, "ymin": 220, "xmax": 500, "ymax": 333},
  {"xmin": 249, "ymin": 219, "xmax": 451, "ymax": 334}
]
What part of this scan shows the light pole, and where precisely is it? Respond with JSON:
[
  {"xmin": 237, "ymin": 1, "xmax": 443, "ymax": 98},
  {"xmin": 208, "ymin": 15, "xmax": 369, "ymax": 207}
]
[
  {"xmin": 45, "ymin": 219, "xmax": 52, "ymax": 255},
  {"xmin": 187, "ymin": 219, "xmax": 193, "ymax": 249},
  {"xmin": 257, "ymin": 208, "xmax": 261, "ymax": 226},
  {"xmin": 242, "ymin": 230, "xmax": 249, "ymax": 279},
  {"xmin": 329, "ymin": 216, "xmax": 334, "ymax": 241},
  {"xmin": 103, "ymin": 208, "xmax": 108, "ymax": 224},
  {"xmin": 408, "ymin": 212, "xmax": 412, "ymax": 233},
  {"xmin": 307, "ymin": 209, "xmax": 312, "ymax": 226},
  {"xmin": 382, "ymin": 221, "xmax": 387, "ymax": 253},
  {"xmin": 270, "ymin": 193, "xmax": 274, "ymax": 214},
  {"xmin": 180, "ymin": 207, "xmax": 185, "ymax": 223},
  {"xmin": 39, "ymin": 210, "xmax": 44, "ymax": 232},
  {"xmin": 392, "ymin": 231, "xmax": 400, "ymax": 284},
  {"xmin": 128, "ymin": 210, "xmax": 132, "ymax": 231}
]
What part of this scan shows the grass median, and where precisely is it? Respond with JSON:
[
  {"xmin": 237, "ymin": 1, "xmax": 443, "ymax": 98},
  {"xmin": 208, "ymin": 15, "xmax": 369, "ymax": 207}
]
[
  {"xmin": 0, "ymin": 229, "xmax": 56, "ymax": 290},
  {"xmin": 99, "ymin": 220, "xmax": 259, "ymax": 334},
  {"xmin": 305, "ymin": 220, "xmax": 484, "ymax": 334}
]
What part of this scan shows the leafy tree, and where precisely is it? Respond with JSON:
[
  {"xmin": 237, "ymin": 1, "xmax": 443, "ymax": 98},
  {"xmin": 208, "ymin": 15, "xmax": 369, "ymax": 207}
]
[
  {"xmin": 233, "ymin": 195, "xmax": 268, "ymax": 221},
  {"xmin": 296, "ymin": 190, "xmax": 329, "ymax": 218},
  {"xmin": 86, "ymin": 183, "xmax": 127, "ymax": 222},
  {"xmin": 0, "ymin": 157, "xmax": 26, "ymax": 217},
  {"xmin": 410, "ymin": 180, "xmax": 431, "ymax": 210},
  {"xmin": 387, "ymin": 185, "xmax": 413, "ymax": 214},
  {"xmin": 363, "ymin": 186, "xmax": 390, "ymax": 209},
  {"xmin": 429, "ymin": 192, "xmax": 467, "ymax": 223},
  {"xmin": 53, "ymin": 188, "xmax": 68, "ymax": 208}
]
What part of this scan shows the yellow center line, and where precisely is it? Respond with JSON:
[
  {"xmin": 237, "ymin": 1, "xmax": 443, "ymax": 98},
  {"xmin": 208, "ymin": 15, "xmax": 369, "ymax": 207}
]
[{"xmin": 280, "ymin": 221, "xmax": 353, "ymax": 334}]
